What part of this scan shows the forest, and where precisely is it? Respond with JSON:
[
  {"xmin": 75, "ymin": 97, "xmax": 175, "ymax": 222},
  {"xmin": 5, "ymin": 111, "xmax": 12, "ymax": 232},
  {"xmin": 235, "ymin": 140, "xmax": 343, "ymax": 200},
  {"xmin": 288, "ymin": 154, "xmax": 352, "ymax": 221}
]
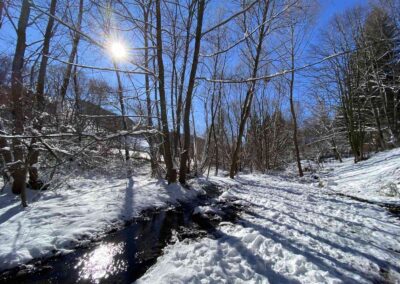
[{"xmin": 0, "ymin": 0, "xmax": 399, "ymax": 283}]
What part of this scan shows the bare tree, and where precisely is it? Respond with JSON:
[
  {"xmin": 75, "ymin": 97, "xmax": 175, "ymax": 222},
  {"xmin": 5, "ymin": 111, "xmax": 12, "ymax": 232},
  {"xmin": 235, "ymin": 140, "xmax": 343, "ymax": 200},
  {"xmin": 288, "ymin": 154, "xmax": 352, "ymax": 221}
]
[
  {"xmin": 60, "ymin": 0, "xmax": 84, "ymax": 109},
  {"xmin": 175, "ymin": 1, "xmax": 196, "ymax": 158},
  {"xmin": 288, "ymin": 24, "xmax": 304, "ymax": 176},
  {"xmin": 28, "ymin": 0, "xmax": 58, "ymax": 190},
  {"xmin": 229, "ymin": 0, "xmax": 271, "ymax": 179},
  {"xmin": 178, "ymin": 0, "xmax": 206, "ymax": 184},
  {"xmin": 141, "ymin": 0, "xmax": 159, "ymax": 176},
  {"xmin": 155, "ymin": 0, "xmax": 175, "ymax": 183},
  {"xmin": 10, "ymin": 0, "xmax": 31, "ymax": 206}
]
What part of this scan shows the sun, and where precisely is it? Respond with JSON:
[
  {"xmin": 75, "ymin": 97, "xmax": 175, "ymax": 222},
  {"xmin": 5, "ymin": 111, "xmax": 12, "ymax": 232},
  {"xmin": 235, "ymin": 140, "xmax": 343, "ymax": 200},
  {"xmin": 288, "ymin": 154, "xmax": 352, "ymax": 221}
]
[{"xmin": 109, "ymin": 41, "xmax": 127, "ymax": 60}]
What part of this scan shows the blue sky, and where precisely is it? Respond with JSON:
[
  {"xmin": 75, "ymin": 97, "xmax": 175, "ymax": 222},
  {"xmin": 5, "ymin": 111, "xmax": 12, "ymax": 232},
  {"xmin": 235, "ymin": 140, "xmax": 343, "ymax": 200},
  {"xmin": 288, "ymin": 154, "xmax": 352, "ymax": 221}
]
[
  {"xmin": 0, "ymin": 0, "xmax": 369, "ymax": 134},
  {"xmin": 293, "ymin": 0, "xmax": 368, "ymax": 100},
  {"xmin": 0, "ymin": 0, "xmax": 369, "ymax": 75},
  {"xmin": 318, "ymin": 0, "xmax": 366, "ymax": 25}
]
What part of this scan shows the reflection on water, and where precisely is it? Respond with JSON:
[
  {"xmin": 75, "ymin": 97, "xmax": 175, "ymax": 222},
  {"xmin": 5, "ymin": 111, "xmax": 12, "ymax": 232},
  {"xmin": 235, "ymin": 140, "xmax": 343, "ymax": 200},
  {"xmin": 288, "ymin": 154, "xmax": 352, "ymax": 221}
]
[{"xmin": 75, "ymin": 242, "xmax": 127, "ymax": 283}]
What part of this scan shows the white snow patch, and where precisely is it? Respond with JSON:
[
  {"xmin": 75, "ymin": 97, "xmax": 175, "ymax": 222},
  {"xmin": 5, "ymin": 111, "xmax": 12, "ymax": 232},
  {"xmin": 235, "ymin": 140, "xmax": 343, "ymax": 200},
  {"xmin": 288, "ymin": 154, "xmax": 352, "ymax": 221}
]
[
  {"xmin": 320, "ymin": 148, "xmax": 400, "ymax": 204},
  {"xmin": 193, "ymin": 206, "xmax": 217, "ymax": 216},
  {"xmin": 218, "ymin": 190, "xmax": 236, "ymax": 202}
]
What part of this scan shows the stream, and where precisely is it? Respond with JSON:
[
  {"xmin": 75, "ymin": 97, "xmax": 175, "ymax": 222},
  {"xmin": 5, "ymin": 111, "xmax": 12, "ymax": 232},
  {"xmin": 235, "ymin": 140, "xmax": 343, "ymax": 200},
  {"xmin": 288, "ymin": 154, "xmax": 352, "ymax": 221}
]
[
  {"xmin": 0, "ymin": 183, "xmax": 242, "ymax": 284},
  {"xmin": 1, "ymin": 184, "xmax": 398, "ymax": 284}
]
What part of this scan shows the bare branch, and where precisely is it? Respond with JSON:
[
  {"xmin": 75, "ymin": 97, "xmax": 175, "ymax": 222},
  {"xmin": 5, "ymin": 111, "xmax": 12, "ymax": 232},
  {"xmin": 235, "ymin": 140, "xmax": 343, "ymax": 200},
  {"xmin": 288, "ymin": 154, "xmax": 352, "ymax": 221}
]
[{"xmin": 201, "ymin": 0, "xmax": 260, "ymax": 37}]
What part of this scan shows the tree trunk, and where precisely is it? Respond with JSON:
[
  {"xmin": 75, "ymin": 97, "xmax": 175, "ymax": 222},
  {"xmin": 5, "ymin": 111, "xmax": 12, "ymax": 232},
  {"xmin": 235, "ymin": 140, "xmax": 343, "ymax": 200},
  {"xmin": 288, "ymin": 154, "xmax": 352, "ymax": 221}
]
[
  {"xmin": 28, "ymin": 0, "xmax": 57, "ymax": 190},
  {"xmin": 191, "ymin": 108, "xmax": 198, "ymax": 175},
  {"xmin": 72, "ymin": 62, "xmax": 83, "ymax": 143},
  {"xmin": 175, "ymin": 1, "xmax": 195, "ymax": 157},
  {"xmin": 229, "ymin": 2, "xmax": 270, "ymax": 179},
  {"xmin": 60, "ymin": 0, "xmax": 83, "ymax": 109},
  {"xmin": 0, "ymin": 121, "xmax": 12, "ymax": 184},
  {"xmin": 142, "ymin": 1, "xmax": 158, "ymax": 176},
  {"xmin": 371, "ymin": 98, "xmax": 386, "ymax": 150},
  {"xmin": 289, "ymin": 26, "xmax": 303, "ymax": 177},
  {"xmin": 10, "ymin": 0, "xmax": 31, "ymax": 207},
  {"xmin": 178, "ymin": 0, "xmax": 206, "ymax": 184},
  {"xmin": 36, "ymin": 0, "xmax": 57, "ymax": 109},
  {"xmin": 113, "ymin": 61, "xmax": 130, "ymax": 162},
  {"xmin": 170, "ymin": 7, "xmax": 178, "ymax": 156},
  {"xmin": 155, "ymin": 0, "xmax": 175, "ymax": 183},
  {"xmin": 331, "ymin": 139, "xmax": 343, "ymax": 162}
]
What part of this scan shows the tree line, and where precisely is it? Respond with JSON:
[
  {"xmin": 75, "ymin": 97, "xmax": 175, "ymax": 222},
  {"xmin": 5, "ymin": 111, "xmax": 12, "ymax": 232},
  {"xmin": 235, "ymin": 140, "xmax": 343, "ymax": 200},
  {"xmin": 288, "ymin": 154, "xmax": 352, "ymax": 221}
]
[{"xmin": 0, "ymin": 0, "xmax": 398, "ymax": 206}]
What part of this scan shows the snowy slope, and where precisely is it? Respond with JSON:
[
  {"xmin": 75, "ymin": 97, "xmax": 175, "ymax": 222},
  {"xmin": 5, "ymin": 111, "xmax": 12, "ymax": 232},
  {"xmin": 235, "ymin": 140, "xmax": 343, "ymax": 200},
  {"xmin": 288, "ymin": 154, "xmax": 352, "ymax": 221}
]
[
  {"xmin": 321, "ymin": 148, "xmax": 400, "ymax": 204},
  {"xmin": 137, "ymin": 171, "xmax": 400, "ymax": 282},
  {"xmin": 0, "ymin": 174, "xmax": 205, "ymax": 271}
]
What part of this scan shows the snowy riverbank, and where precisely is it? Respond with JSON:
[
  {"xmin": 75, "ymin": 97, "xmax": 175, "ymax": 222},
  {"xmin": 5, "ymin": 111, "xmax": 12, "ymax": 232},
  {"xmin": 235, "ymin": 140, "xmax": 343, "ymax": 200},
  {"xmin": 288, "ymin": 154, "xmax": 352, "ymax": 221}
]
[
  {"xmin": 1, "ymin": 148, "xmax": 400, "ymax": 282},
  {"xmin": 0, "ymin": 173, "xmax": 205, "ymax": 271}
]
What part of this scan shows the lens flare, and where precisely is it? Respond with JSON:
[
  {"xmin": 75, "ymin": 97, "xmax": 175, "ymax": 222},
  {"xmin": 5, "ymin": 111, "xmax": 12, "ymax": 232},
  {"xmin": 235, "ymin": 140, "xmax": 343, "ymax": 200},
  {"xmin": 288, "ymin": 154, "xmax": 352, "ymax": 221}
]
[{"xmin": 109, "ymin": 41, "xmax": 127, "ymax": 60}]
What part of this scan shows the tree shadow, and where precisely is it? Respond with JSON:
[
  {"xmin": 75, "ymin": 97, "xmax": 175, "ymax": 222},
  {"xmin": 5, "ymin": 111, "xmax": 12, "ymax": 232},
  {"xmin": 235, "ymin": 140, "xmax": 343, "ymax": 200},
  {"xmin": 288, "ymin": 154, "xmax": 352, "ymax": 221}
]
[
  {"xmin": 121, "ymin": 177, "xmax": 134, "ymax": 220},
  {"xmin": 232, "ymin": 219, "xmax": 375, "ymax": 283},
  {"xmin": 235, "ymin": 177, "xmax": 303, "ymax": 196},
  {"xmin": 240, "ymin": 208, "xmax": 400, "ymax": 275},
  {"xmin": 0, "ymin": 205, "xmax": 23, "ymax": 226},
  {"xmin": 202, "ymin": 179, "xmax": 399, "ymax": 283},
  {"xmin": 234, "ymin": 181, "xmax": 395, "ymax": 226},
  {"xmin": 215, "ymin": 229, "xmax": 301, "ymax": 283},
  {"xmin": 265, "ymin": 195, "xmax": 399, "ymax": 237},
  {"xmin": 242, "ymin": 206, "xmax": 396, "ymax": 256},
  {"xmin": 5, "ymin": 220, "xmax": 25, "ymax": 265}
]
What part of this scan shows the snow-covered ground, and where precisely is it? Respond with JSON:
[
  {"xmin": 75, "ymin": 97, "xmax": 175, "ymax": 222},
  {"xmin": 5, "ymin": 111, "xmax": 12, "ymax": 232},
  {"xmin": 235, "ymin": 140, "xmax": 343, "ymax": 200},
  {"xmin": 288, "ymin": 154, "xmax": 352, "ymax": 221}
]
[
  {"xmin": 1, "ymin": 149, "xmax": 400, "ymax": 282},
  {"xmin": 138, "ymin": 151, "xmax": 400, "ymax": 283},
  {"xmin": 320, "ymin": 148, "xmax": 400, "ymax": 204},
  {"xmin": 0, "ymin": 173, "xmax": 205, "ymax": 271}
]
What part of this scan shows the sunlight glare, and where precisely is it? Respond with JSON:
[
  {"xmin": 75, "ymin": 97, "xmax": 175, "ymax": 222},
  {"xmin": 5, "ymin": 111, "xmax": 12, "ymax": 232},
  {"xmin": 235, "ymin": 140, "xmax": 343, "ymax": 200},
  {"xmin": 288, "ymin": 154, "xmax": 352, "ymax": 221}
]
[
  {"xmin": 76, "ymin": 242, "xmax": 127, "ymax": 283},
  {"xmin": 109, "ymin": 41, "xmax": 127, "ymax": 60}
]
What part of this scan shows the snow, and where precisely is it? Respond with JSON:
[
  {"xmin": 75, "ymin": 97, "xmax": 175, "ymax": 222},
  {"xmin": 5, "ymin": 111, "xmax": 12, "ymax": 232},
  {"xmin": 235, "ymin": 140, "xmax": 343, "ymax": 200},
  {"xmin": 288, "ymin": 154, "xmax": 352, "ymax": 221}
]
[
  {"xmin": 1, "ymin": 149, "xmax": 400, "ymax": 282},
  {"xmin": 137, "ymin": 152, "xmax": 400, "ymax": 283},
  {"xmin": 0, "ymin": 173, "xmax": 205, "ymax": 271},
  {"xmin": 109, "ymin": 148, "xmax": 151, "ymax": 160},
  {"xmin": 193, "ymin": 205, "xmax": 219, "ymax": 216},
  {"xmin": 320, "ymin": 148, "xmax": 400, "ymax": 204},
  {"xmin": 218, "ymin": 190, "xmax": 237, "ymax": 202}
]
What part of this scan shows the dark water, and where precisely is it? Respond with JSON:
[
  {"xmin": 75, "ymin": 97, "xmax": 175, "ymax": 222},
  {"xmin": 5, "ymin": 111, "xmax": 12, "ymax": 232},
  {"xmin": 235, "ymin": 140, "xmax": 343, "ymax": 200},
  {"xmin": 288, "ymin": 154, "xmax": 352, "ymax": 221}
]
[{"xmin": 0, "ymin": 184, "xmax": 241, "ymax": 284}]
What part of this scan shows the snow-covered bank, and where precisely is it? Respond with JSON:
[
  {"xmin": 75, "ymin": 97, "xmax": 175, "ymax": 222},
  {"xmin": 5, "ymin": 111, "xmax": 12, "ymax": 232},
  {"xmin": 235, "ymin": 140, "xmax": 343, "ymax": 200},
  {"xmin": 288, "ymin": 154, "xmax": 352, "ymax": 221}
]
[
  {"xmin": 137, "ymin": 163, "xmax": 400, "ymax": 283},
  {"xmin": 321, "ymin": 148, "xmax": 400, "ymax": 204},
  {"xmin": 2, "ymin": 149, "xmax": 400, "ymax": 282},
  {"xmin": 0, "ymin": 174, "xmax": 205, "ymax": 271}
]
